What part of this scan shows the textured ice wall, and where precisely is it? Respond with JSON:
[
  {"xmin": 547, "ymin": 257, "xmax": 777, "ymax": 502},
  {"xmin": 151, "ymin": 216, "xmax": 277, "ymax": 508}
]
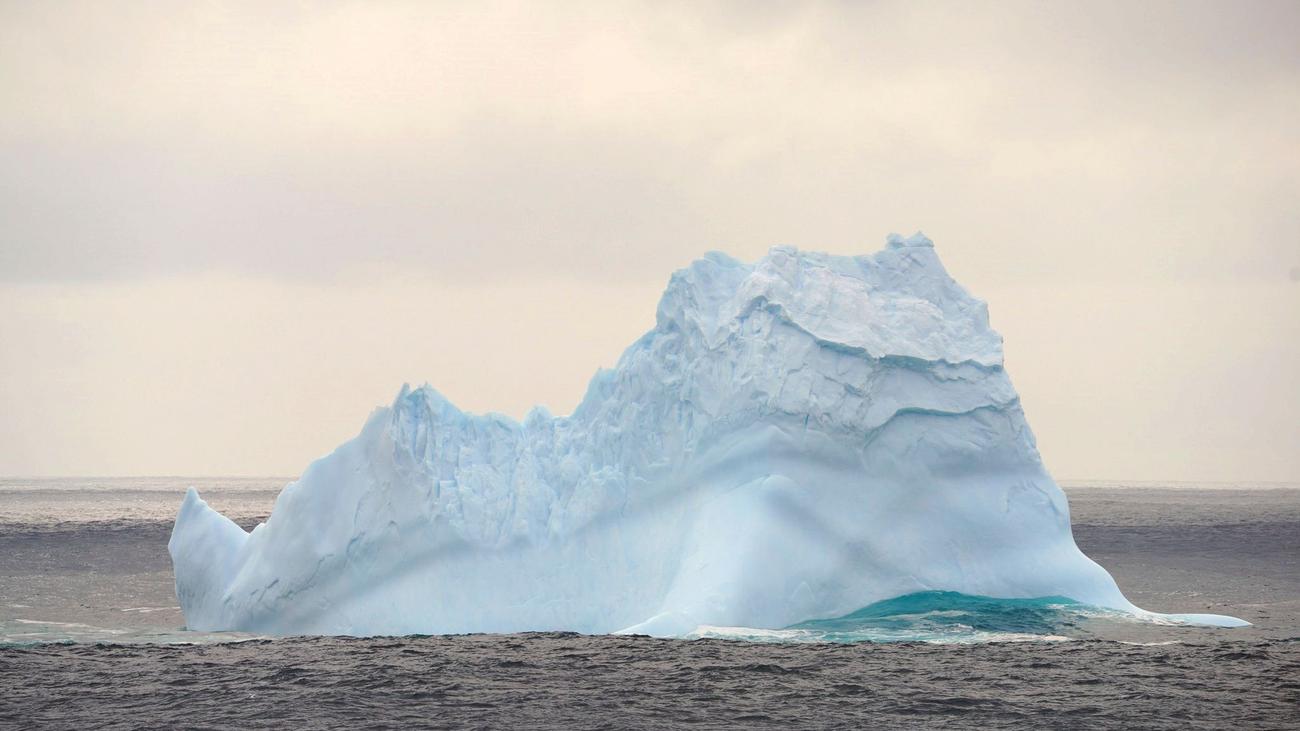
[{"xmin": 169, "ymin": 233, "xmax": 1241, "ymax": 636}]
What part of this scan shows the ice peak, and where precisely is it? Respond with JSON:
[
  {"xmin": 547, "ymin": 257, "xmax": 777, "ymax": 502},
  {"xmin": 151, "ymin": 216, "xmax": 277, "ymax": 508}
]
[
  {"xmin": 658, "ymin": 235, "xmax": 1001, "ymax": 367},
  {"xmin": 886, "ymin": 231, "xmax": 934, "ymax": 249}
]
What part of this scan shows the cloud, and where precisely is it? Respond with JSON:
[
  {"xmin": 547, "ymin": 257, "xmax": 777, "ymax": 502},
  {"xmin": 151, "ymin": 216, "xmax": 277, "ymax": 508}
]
[{"xmin": 1, "ymin": 0, "xmax": 1296, "ymax": 285}]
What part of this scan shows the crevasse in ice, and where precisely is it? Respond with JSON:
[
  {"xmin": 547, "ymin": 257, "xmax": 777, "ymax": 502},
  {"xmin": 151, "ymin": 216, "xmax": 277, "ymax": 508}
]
[{"xmin": 170, "ymin": 233, "xmax": 1246, "ymax": 636}]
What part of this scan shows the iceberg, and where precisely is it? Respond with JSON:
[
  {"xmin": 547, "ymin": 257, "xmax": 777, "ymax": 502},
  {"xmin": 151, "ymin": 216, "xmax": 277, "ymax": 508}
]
[{"xmin": 170, "ymin": 232, "xmax": 1246, "ymax": 636}]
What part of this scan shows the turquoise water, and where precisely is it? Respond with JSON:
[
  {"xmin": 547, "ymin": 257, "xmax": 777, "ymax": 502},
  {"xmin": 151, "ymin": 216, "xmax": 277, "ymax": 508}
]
[
  {"xmin": 688, "ymin": 591, "xmax": 1135, "ymax": 644},
  {"xmin": 795, "ymin": 591, "xmax": 1084, "ymax": 638}
]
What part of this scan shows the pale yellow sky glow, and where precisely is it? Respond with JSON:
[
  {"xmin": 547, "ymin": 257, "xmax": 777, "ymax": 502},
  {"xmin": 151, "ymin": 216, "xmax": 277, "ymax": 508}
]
[{"xmin": 1, "ymin": 1, "xmax": 1297, "ymax": 480}]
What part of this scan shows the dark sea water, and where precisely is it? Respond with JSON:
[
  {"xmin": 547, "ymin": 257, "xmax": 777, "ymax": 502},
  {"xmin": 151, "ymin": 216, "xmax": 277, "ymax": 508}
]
[{"xmin": 1, "ymin": 478, "xmax": 1298, "ymax": 729}]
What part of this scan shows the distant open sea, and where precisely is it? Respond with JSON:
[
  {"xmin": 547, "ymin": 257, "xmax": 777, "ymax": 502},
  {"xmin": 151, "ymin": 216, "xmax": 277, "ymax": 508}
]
[{"xmin": 2, "ymin": 478, "xmax": 1298, "ymax": 729}]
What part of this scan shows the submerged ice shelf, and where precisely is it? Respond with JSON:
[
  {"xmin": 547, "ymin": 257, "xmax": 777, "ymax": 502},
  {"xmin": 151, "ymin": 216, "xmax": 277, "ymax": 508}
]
[{"xmin": 170, "ymin": 233, "xmax": 1246, "ymax": 637}]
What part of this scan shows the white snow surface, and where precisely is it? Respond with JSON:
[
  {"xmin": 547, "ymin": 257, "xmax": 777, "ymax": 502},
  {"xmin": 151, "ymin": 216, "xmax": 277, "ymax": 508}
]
[{"xmin": 169, "ymin": 233, "xmax": 1246, "ymax": 636}]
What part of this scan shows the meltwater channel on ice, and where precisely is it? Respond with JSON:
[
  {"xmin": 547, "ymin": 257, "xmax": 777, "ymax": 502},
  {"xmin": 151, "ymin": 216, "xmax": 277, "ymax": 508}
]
[{"xmin": 169, "ymin": 232, "xmax": 1247, "ymax": 639}]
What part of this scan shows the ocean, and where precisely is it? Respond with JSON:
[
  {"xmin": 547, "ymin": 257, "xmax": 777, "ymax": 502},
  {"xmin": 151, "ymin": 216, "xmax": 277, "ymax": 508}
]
[{"xmin": 1, "ymin": 478, "xmax": 1297, "ymax": 729}]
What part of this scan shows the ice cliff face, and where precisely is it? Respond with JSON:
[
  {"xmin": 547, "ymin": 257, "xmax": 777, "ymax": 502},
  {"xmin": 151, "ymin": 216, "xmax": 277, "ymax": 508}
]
[{"xmin": 169, "ymin": 233, "xmax": 1240, "ymax": 636}]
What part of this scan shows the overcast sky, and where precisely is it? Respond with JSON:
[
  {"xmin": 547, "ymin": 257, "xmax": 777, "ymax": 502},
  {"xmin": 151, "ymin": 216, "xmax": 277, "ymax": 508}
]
[{"xmin": 1, "ymin": 0, "xmax": 1297, "ymax": 480}]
